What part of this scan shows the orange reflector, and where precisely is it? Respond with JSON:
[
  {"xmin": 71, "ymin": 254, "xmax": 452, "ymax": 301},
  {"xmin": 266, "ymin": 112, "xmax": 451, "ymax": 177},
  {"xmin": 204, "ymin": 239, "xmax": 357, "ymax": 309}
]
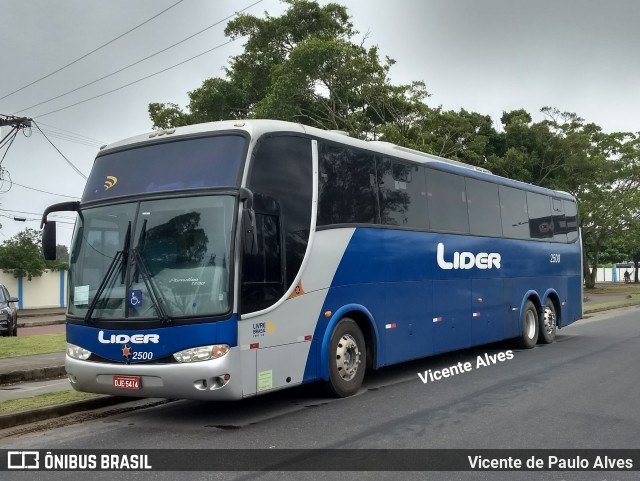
[{"xmin": 324, "ymin": 311, "xmax": 332, "ymax": 318}]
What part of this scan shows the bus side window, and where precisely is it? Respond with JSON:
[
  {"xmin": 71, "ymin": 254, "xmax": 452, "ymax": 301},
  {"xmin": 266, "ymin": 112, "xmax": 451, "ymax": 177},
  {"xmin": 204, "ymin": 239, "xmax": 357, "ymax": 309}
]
[
  {"xmin": 564, "ymin": 200, "xmax": 579, "ymax": 243},
  {"xmin": 242, "ymin": 135, "xmax": 312, "ymax": 314},
  {"xmin": 465, "ymin": 178, "xmax": 502, "ymax": 237},
  {"xmin": 318, "ymin": 142, "xmax": 378, "ymax": 226},
  {"xmin": 526, "ymin": 192, "xmax": 553, "ymax": 239},
  {"xmin": 499, "ymin": 185, "xmax": 529, "ymax": 239},
  {"xmin": 551, "ymin": 197, "xmax": 568, "ymax": 243},
  {"xmin": 426, "ymin": 168, "xmax": 469, "ymax": 234},
  {"xmin": 241, "ymin": 202, "xmax": 284, "ymax": 313},
  {"xmin": 378, "ymin": 158, "xmax": 428, "ymax": 229}
]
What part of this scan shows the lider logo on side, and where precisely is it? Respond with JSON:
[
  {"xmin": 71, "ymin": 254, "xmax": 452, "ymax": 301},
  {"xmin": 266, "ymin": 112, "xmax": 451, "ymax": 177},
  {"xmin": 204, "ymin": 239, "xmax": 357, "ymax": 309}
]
[{"xmin": 436, "ymin": 243, "xmax": 501, "ymax": 270}]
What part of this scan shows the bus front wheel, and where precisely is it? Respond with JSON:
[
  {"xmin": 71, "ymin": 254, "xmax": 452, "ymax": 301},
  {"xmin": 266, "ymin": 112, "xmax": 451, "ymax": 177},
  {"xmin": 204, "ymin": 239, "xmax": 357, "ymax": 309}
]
[
  {"xmin": 538, "ymin": 299, "xmax": 557, "ymax": 344},
  {"xmin": 327, "ymin": 318, "xmax": 366, "ymax": 397},
  {"xmin": 516, "ymin": 301, "xmax": 539, "ymax": 349}
]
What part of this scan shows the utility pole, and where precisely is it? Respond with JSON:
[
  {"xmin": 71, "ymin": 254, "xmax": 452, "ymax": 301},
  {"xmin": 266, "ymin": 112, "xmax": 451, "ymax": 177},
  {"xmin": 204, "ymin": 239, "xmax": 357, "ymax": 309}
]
[{"xmin": 0, "ymin": 114, "xmax": 32, "ymax": 145}]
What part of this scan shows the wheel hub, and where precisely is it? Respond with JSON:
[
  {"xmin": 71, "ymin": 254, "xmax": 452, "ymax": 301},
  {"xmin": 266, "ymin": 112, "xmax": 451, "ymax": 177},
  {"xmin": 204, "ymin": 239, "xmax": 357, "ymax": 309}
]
[
  {"xmin": 543, "ymin": 306, "xmax": 556, "ymax": 334},
  {"xmin": 335, "ymin": 333, "xmax": 361, "ymax": 381}
]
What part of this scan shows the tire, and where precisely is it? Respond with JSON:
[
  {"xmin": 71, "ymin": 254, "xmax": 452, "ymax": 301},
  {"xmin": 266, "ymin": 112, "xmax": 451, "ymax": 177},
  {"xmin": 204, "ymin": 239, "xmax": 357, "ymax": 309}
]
[
  {"xmin": 515, "ymin": 300, "xmax": 539, "ymax": 349},
  {"xmin": 327, "ymin": 318, "xmax": 366, "ymax": 397},
  {"xmin": 538, "ymin": 298, "xmax": 557, "ymax": 344},
  {"xmin": 8, "ymin": 316, "xmax": 16, "ymax": 336}
]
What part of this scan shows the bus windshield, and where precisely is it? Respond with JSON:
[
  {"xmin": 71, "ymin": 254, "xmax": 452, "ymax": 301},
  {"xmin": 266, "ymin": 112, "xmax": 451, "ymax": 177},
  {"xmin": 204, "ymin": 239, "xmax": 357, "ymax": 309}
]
[{"xmin": 68, "ymin": 195, "xmax": 236, "ymax": 320}]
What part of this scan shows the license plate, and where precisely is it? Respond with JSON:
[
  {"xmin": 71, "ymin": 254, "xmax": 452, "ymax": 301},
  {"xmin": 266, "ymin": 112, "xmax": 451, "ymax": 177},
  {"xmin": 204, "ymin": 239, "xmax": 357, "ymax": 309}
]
[{"xmin": 113, "ymin": 375, "xmax": 141, "ymax": 390}]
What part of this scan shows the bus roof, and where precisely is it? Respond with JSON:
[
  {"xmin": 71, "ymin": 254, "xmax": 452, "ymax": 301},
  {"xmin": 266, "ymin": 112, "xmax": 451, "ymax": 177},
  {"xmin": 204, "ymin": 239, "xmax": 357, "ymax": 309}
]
[{"xmin": 100, "ymin": 119, "xmax": 576, "ymax": 201}]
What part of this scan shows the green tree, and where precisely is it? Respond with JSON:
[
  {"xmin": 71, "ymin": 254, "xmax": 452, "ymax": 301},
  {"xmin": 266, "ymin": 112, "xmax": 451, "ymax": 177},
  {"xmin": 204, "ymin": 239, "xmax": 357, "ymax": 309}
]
[
  {"xmin": 55, "ymin": 244, "xmax": 69, "ymax": 263},
  {"xmin": 148, "ymin": 0, "xmax": 428, "ymax": 138},
  {"xmin": 0, "ymin": 228, "xmax": 47, "ymax": 280}
]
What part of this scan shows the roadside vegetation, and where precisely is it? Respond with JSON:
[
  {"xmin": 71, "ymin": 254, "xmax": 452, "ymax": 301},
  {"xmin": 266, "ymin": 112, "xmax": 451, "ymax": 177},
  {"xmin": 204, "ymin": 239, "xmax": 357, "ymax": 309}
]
[
  {"xmin": 0, "ymin": 390, "xmax": 97, "ymax": 416},
  {"xmin": 0, "ymin": 333, "xmax": 65, "ymax": 358}
]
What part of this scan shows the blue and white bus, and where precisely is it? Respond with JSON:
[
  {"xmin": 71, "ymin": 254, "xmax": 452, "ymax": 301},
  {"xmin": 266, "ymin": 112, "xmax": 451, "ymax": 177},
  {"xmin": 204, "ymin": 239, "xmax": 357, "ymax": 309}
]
[{"xmin": 42, "ymin": 119, "xmax": 582, "ymax": 400}]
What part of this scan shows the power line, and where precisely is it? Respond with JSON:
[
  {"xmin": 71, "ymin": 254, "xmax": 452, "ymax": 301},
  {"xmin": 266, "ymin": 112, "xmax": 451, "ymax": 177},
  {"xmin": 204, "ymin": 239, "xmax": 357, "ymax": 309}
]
[
  {"xmin": 0, "ymin": 168, "xmax": 12, "ymax": 194},
  {"xmin": 14, "ymin": 0, "xmax": 264, "ymax": 115},
  {"xmin": 32, "ymin": 121, "xmax": 88, "ymax": 179},
  {"xmin": 34, "ymin": 129, "xmax": 103, "ymax": 149},
  {"xmin": 33, "ymin": 38, "xmax": 238, "ymax": 119},
  {"xmin": 1, "ymin": 215, "xmax": 76, "ymax": 225},
  {"xmin": 0, "ymin": 130, "xmax": 18, "ymax": 166},
  {"xmin": 10, "ymin": 181, "xmax": 81, "ymax": 199},
  {"xmin": 0, "ymin": 0, "xmax": 185, "ymax": 102},
  {"xmin": 0, "ymin": 208, "xmax": 76, "ymax": 221},
  {"xmin": 37, "ymin": 122, "xmax": 106, "ymax": 144}
]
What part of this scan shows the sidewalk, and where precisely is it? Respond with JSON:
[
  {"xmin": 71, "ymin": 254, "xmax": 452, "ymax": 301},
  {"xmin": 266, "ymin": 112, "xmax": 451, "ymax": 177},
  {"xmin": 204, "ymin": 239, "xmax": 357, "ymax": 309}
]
[
  {"xmin": 17, "ymin": 307, "xmax": 66, "ymax": 328},
  {"xmin": 0, "ymin": 352, "xmax": 65, "ymax": 385}
]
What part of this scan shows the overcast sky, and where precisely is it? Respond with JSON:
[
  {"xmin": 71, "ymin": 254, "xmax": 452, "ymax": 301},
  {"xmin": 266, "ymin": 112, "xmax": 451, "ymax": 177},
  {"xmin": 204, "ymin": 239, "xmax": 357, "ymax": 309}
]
[{"xmin": 1, "ymin": 0, "xmax": 638, "ymax": 247}]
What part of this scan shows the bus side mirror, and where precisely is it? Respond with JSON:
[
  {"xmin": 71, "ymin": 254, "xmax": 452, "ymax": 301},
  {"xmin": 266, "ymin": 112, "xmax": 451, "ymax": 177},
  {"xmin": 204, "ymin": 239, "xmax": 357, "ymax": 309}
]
[
  {"xmin": 239, "ymin": 188, "xmax": 258, "ymax": 256},
  {"xmin": 40, "ymin": 200, "xmax": 80, "ymax": 261},
  {"xmin": 42, "ymin": 221, "xmax": 57, "ymax": 261}
]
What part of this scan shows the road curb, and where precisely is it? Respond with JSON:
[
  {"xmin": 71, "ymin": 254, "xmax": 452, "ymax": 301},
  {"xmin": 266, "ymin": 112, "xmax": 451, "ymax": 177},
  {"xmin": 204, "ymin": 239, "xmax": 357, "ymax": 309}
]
[
  {"xmin": 0, "ymin": 395, "xmax": 132, "ymax": 430},
  {"xmin": 17, "ymin": 319, "xmax": 66, "ymax": 328},
  {"xmin": 0, "ymin": 365, "xmax": 66, "ymax": 386}
]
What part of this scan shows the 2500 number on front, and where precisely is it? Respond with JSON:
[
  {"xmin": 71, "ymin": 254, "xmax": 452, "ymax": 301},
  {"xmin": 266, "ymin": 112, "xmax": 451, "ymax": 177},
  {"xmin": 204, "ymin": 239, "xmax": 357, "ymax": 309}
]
[{"xmin": 132, "ymin": 351, "xmax": 153, "ymax": 361}]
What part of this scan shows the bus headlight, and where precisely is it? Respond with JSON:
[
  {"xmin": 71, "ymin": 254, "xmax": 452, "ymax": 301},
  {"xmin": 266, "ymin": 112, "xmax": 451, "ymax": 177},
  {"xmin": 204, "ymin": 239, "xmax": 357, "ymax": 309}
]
[
  {"xmin": 173, "ymin": 344, "xmax": 230, "ymax": 363},
  {"xmin": 67, "ymin": 342, "xmax": 92, "ymax": 360}
]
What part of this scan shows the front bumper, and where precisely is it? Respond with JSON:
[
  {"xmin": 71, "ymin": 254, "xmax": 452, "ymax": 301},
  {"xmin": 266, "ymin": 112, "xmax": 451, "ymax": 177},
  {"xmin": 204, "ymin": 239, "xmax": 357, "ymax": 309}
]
[
  {"xmin": 65, "ymin": 347, "xmax": 243, "ymax": 400},
  {"xmin": 0, "ymin": 318, "xmax": 12, "ymax": 335}
]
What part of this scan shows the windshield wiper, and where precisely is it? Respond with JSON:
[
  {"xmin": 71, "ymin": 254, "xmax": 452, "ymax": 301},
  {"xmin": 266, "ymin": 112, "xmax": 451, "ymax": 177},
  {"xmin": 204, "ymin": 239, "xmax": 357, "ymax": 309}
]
[
  {"xmin": 84, "ymin": 222, "xmax": 131, "ymax": 323},
  {"xmin": 133, "ymin": 219, "xmax": 147, "ymax": 284},
  {"xmin": 132, "ymin": 247, "xmax": 171, "ymax": 324}
]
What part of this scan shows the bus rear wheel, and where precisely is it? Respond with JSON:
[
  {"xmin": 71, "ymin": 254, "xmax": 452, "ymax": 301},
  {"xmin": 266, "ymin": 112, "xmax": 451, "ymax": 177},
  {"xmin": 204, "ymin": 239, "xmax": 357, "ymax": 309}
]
[
  {"xmin": 515, "ymin": 300, "xmax": 539, "ymax": 349},
  {"xmin": 327, "ymin": 318, "xmax": 366, "ymax": 397},
  {"xmin": 538, "ymin": 299, "xmax": 557, "ymax": 344}
]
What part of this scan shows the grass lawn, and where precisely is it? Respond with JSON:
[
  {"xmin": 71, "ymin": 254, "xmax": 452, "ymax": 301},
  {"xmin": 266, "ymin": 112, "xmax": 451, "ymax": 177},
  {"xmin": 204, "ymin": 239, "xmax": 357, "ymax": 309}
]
[
  {"xmin": 0, "ymin": 390, "xmax": 98, "ymax": 416},
  {"xmin": 584, "ymin": 295, "xmax": 640, "ymax": 312},
  {"xmin": 585, "ymin": 284, "xmax": 640, "ymax": 294},
  {"xmin": 0, "ymin": 333, "xmax": 65, "ymax": 359}
]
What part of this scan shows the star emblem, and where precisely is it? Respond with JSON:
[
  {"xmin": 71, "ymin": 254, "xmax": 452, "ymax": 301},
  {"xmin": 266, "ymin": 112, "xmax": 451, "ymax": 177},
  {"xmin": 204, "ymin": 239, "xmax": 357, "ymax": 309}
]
[{"xmin": 122, "ymin": 345, "xmax": 132, "ymax": 358}]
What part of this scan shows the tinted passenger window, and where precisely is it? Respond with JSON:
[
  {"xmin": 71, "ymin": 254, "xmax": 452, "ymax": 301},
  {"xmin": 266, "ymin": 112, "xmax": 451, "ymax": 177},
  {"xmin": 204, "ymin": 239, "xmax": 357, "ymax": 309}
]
[
  {"xmin": 527, "ymin": 192, "xmax": 553, "ymax": 239},
  {"xmin": 243, "ymin": 135, "xmax": 312, "ymax": 313},
  {"xmin": 426, "ymin": 169, "xmax": 469, "ymax": 233},
  {"xmin": 551, "ymin": 198, "xmax": 567, "ymax": 243},
  {"xmin": 564, "ymin": 200, "xmax": 579, "ymax": 242},
  {"xmin": 465, "ymin": 178, "xmax": 502, "ymax": 236},
  {"xmin": 378, "ymin": 159, "xmax": 428, "ymax": 229},
  {"xmin": 499, "ymin": 186, "xmax": 529, "ymax": 239},
  {"xmin": 318, "ymin": 142, "xmax": 378, "ymax": 225}
]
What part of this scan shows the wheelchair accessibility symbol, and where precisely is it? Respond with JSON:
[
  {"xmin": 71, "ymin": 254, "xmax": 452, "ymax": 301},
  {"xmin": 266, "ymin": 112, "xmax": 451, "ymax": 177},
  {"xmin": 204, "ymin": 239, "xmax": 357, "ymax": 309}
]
[{"xmin": 129, "ymin": 289, "xmax": 143, "ymax": 308}]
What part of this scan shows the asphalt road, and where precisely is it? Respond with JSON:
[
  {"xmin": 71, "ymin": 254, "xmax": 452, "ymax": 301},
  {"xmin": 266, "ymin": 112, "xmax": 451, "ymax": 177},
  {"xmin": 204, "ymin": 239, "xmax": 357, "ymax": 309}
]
[{"xmin": 2, "ymin": 307, "xmax": 640, "ymax": 481}]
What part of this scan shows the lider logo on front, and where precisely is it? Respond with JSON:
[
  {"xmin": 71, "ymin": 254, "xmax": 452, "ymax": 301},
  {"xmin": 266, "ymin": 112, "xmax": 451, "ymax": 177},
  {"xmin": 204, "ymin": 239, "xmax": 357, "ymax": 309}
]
[{"xmin": 98, "ymin": 331, "xmax": 159, "ymax": 344}]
